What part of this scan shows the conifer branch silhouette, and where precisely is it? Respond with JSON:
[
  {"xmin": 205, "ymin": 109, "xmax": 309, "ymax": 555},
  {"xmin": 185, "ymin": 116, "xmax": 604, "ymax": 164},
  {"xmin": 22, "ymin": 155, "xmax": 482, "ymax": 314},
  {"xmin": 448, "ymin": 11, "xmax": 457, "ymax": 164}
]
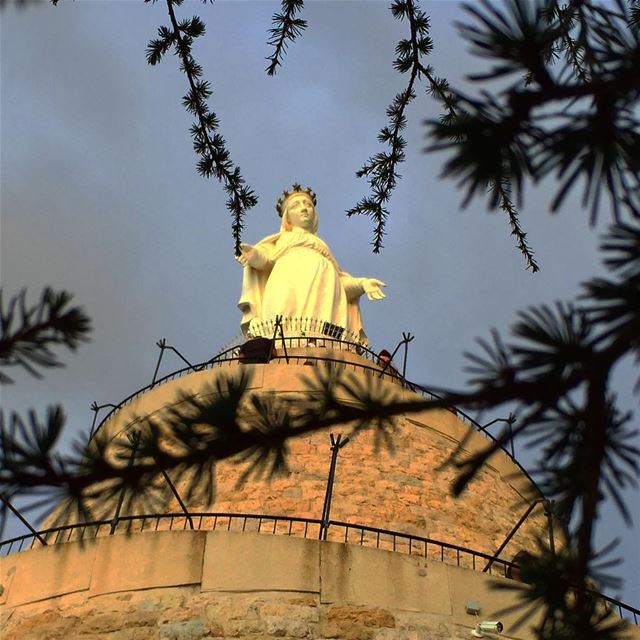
[
  {"xmin": 0, "ymin": 288, "xmax": 91, "ymax": 383},
  {"xmin": 492, "ymin": 177, "xmax": 539, "ymax": 272},
  {"xmin": 347, "ymin": 0, "xmax": 536, "ymax": 268},
  {"xmin": 2, "ymin": 223, "xmax": 639, "ymax": 634},
  {"xmin": 265, "ymin": 0, "xmax": 307, "ymax": 76},
  {"xmin": 347, "ymin": 0, "xmax": 428, "ymax": 253},
  {"xmin": 427, "ymin": 0, "xmax": 640, "ymax": 228},
  {"xmin": 145, "ymin": 0, "xmax": 258, "ymax": 254}
]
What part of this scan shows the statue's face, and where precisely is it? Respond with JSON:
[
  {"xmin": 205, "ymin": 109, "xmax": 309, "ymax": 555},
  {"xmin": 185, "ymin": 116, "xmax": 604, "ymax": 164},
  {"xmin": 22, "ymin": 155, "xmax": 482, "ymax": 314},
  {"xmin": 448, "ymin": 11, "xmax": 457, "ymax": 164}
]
[{"xmin": 285, "ymin": 194, "xmax": 316, "ymax": 231}]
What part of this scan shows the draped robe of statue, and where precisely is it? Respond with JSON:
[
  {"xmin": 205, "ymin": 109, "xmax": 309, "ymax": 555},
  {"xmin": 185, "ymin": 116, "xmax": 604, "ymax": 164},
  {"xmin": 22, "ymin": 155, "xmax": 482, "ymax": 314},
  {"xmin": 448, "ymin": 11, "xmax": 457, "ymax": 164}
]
[{"xmin": 238, "ymin": 229, "xmax": 367, "ymax": 343}]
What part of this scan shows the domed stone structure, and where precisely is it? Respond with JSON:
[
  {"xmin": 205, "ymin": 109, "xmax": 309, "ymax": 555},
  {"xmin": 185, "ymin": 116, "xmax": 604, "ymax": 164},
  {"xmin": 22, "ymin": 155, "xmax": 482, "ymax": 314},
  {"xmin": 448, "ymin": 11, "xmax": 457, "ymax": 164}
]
[
  {"xmin": 2, "ymin": 187, "xmax": 638, "ymax": 638},
  {"xmin": 94, "ymin": 342, "xmax": 549, "ymax": 557},
  {"xmin": 3, "ymin": 337, "xmax": 639, "ymax": 639}
]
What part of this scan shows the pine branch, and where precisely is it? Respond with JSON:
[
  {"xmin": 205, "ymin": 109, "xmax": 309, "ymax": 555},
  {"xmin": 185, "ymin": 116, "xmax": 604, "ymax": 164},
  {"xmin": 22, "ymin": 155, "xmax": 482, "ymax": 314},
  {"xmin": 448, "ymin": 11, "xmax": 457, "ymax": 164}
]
[
  {"xmin": 427, "ymin": 0, "xmax": 640, "ymax": 226},
  {"xmin": 491, "ymin": 177, "xmax": 539, "ymax": 272},
  {"xmin": 146, "ymin": 0, "xmax": 258, "ymax": 254},
  {"xmin": 0, "ymin": 288, "xmax": 91, "ymax": 384},
  {"xmin": 265, "ymin": 0, "xmax": 307, "ymax": 76},
  {"xmin": 544, "ymin": 1, "xmax": 591, "ymax": 84},
  {"xmin": 348, "ymin": 0, "xmax": 430, "ymax": 252},
  {"xmin": 5, "ymin": 219, "xmax": 638, "ymax": 509}
]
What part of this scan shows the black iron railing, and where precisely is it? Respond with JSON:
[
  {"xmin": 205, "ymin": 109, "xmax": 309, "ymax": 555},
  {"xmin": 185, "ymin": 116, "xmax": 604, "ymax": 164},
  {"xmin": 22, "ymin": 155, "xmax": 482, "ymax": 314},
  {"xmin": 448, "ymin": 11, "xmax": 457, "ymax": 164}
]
[
  {"xmin": 91, "ymin": 336, "xmax": 384, "ymax": 437},
  {"xmin": 0, "ymin": 512, "xmax": 509, "ymax": 575},
  {"xmin": 1, "ymin": 511, "xmax": 637, "ymax": 625},
  {"xmin": 88, "ymin": 335, "xmax": 538, "ymax": 492}
]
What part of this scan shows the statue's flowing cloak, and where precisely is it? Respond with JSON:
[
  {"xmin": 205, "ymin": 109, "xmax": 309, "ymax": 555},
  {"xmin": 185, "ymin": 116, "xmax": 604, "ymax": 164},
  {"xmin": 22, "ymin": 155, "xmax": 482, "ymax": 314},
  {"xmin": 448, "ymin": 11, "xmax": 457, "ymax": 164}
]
[{"xmin": 238, "ymin": 230, "xmax": 366, "ymax": 342}]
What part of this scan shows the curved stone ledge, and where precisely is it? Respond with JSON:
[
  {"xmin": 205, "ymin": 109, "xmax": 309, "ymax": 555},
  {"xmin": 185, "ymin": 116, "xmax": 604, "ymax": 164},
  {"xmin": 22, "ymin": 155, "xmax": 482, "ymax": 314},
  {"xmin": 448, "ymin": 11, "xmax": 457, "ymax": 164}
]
[{"xmin": 2, "ymin": 530, "xmax": 637, "ymax": 640}]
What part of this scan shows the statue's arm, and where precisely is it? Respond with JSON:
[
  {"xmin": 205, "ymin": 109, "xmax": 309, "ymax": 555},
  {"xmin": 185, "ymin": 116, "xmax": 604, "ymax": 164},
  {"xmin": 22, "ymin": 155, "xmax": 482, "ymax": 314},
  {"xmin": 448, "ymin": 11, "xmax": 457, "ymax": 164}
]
[
  {"xmin": 236, "ymin": 243, "xmax": 272, "ymax": 270},
  {"xmin": 342, "ymin": 275, "xmax": 365, "ymax": 301}
]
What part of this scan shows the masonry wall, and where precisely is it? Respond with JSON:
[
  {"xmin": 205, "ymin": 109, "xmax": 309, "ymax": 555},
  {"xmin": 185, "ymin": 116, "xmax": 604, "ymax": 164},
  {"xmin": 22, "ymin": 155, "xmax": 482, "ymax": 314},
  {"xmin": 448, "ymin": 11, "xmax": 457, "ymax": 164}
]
[{"xmin": 6, "ymin": 529, "xmax": 624, "ymax": 640}]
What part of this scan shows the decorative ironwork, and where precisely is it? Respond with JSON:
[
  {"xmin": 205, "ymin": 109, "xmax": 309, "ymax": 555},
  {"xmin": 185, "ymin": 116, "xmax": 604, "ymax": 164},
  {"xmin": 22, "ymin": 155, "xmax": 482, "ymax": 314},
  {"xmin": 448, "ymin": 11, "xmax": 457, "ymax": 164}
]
[
  {"xmin": 244, "ymin": 317, "xmax": 363, "ymax": 343},
  {"xmin": 89, "ymin": 402, "xmax": 117, "ymax": 438},
  {"xmin": 152, "ymin": 338, "xmax": 195, "ymax": 386}
]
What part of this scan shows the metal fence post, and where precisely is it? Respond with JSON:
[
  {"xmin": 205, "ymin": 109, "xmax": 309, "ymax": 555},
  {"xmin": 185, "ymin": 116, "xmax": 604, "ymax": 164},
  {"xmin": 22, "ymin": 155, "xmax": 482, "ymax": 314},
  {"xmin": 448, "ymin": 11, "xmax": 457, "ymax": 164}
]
[
  {"xmin": 0, "ymin": 495, "xmax": 48, "ymax": 546},
  {"xmin": 319, "ymin": 433, "xmax": 349, "ymax": 541},
  {"xmin": 401, "ymin": 331, "xmax": 414, "ymax": 378},
  {"xmin": 110, "ymin": 430, "xmax": 141, "ymax": 535},
  {"xmin": 544, "ymin": 499, "xmax": 556, "ymax": 555},
  {"xmin": 151, "ymin": 339, "xmax": 167, "ymax": 386}
]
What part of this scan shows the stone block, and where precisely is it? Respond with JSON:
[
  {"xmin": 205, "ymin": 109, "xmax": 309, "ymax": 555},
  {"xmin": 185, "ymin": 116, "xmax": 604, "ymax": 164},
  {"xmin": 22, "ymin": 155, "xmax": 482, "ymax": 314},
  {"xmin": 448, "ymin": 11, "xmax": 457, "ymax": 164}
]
[
  {"xmin": 326, "ymin": 604, "xmax": 396, "ymax": 629},
  {"xmin": 125, "ymin": 609, "xmax": 161, "ymax": 627},
  {"xmin": 83, "ymin": 610, "xmax": 127, "ymax": 633},
  {"xmin": 222, "ymin": 617, "xmax": 266, "ymax": 637},
  {"xmin": 321, "ymin": 542, "xmax": 452, "ymax": 615},
  {"xmin": 4, "ymin": 539, "xmax": 96, "ymax": 607},
  {"xmin": 201, "ymin": 532, "xmax": 320, "ymax": 593},
  {"xmin": 258, "ymin": 600, "xmax": 319, "ymax": 623},
  {"xmin": 4, "ymin": 608, "xmax": 81, "ymax": 640},
  {"xmin": 263, "ymin": 615, "xmax": 311, "ymax": 637},
  {"xmin": 90, "ymin": 531, "xmax": 205, "ymax": 596}
]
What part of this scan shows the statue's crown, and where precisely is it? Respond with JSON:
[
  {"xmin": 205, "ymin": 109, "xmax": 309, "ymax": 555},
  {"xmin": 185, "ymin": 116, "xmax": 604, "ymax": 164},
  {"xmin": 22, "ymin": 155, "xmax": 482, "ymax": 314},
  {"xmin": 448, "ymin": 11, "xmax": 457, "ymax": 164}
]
[{"xmin": 276, "ymin": 183, "xmax": 317, "ymax": 217}]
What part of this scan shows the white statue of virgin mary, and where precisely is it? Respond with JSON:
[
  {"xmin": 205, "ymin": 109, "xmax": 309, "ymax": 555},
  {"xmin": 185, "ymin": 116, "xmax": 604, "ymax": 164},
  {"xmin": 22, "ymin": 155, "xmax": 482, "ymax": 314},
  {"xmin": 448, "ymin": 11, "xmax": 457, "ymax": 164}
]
[{"xmin": 236, "ymin": 184, "xmax": 385, "ymax": 343}]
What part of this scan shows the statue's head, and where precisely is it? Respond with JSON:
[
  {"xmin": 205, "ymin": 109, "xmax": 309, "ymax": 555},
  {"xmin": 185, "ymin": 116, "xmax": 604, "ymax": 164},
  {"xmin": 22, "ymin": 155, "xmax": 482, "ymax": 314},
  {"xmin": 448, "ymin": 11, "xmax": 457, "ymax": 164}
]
[{"xmin": 277, "ymin": 184, "xmax": 318, "ymax": 234}]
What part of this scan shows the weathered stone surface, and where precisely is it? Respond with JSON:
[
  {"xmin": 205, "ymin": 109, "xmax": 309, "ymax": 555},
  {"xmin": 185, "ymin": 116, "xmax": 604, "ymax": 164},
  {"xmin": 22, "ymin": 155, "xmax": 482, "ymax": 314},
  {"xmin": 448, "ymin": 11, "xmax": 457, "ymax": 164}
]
[
  {"xmin": 4, "ymin": 609, "xmax": 79, "ymax": 640},
  {"xmin": 125, "ymin": 609, "xmax": 161, "ymax": 627},
  {"xmin": 90, "ymin": 531, "xmax": 205, "ymax": 597},
  {"xmin": 83, "ymin": 611, "xmax": 127, "ymax": 633},
  {"xmin": 263, "ymin": 615, "xmax": 312, "ymax": 637},
  {"xmin": 83, "ymin": 358, "xmax": 547, "ymax": 562},
  {"xmin": 159, "ymin": 619, "xmax": 207, "ymax": 640},
  {"xmin": 4, "ymin": 579, "xmax": 640, "ymax": 640},
  {"xmin": 222, "ymin": 617, "xmax": 266, "ymax": 637},
  {"xmin": 3, "ymin": 538, "xmax": 96, "ymax": 607},
  {"xmin": 321, "ymin": 543, "xmax": 452, "ymax": 615},
  {"xmin": 259, "ymin": 601, "xmax": 320, "ymax": 623},
  {"xmin": 326, "ymin": 605, "xmax": 396, "ymax": 628},
  {"xmin": 202, "ymin": 532, "xmax": 320, "ymax": 594}
]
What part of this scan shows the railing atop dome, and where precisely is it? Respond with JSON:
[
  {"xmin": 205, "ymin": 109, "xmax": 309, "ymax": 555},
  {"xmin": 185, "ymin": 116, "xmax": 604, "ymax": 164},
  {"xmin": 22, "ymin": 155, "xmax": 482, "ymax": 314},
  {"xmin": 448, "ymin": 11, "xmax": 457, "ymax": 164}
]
[
  {"xmin": 1, "ymin": 511, "xmax": 638, "ymax": 626},
  {"xmin": 87, "ymin": 325, "xmax": 538, "ymax": 495},
  {"xmin": 90, "ymin": 333, "xmax": 393, "ymax": 438}
]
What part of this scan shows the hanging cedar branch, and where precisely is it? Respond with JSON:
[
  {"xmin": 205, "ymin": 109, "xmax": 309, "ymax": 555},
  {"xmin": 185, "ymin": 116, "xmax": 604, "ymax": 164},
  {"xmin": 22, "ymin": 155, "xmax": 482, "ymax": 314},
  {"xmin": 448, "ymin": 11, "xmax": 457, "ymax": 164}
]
[
  {"xmin": 144, "ymin": 0, "xmax": 258, "ymax": 254},
  {"xmin": 265, "ymin": 0, "xmax": 308, "ymax": 76},
  {"xmin": 347, "ymin": 0, "xmax": 536, "ymax": 270}
]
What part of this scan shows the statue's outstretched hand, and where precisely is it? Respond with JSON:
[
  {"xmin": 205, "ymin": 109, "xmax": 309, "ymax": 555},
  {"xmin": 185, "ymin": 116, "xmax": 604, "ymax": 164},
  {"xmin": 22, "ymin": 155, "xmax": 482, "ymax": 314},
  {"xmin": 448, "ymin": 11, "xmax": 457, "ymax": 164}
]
[
  {"xmin": 362, "ymin": 278, "xmax": 386, "ymax": 301},
  {"xmin": 236, "ymin": 243, "xmax": 270, "ymax": 269},
  {"xmin": 235, "ymin": 243, "xmax": 254, "ymax": 267}
]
